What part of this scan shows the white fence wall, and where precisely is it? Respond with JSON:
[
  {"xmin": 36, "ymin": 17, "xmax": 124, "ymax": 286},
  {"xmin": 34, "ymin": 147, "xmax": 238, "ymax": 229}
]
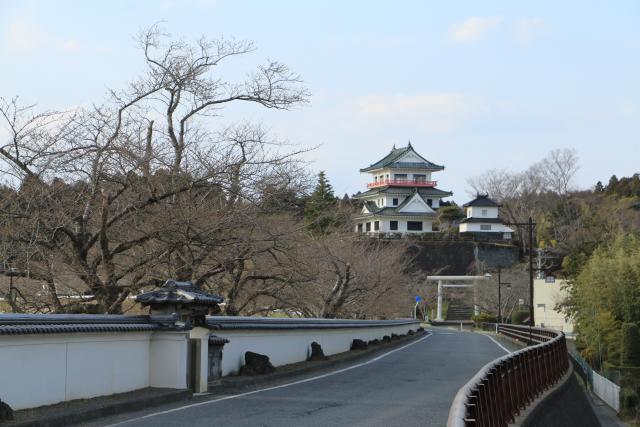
[
  {"xmin": 593, "ymin": 370, "xmax": 621, "ymax": 413},
  {"xmin": 0, "ymin": 330, "xmax": 188, "ymax": 410},
  {"xmin": 1, "ymin": 316, "xmax": 420, "ymax": 410},
  {"xmin": 209, "ymin": 321, "xmax": 419, "ymax": 376}
]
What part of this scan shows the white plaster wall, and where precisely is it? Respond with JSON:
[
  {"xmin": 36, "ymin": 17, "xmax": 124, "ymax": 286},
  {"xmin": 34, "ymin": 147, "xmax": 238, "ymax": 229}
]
[
  {"xmin": 149, "ymin": 331, "xmax": 188, "ymax": 389},
  {"xmin": 460, "ymin": 222, "xmax": 511, "ymax": 233},
  {"xmin": 368, "ymin": 168, "xmax": 436, "ymax": 184},
  {"xmin": 66, "ymin": 335, "xmax": 150, "ymax": 401},
  {"xmin": 215, "ymin": 323, "xmax": 419, "ymax": 376},
  {"xmin": 0, "ymin": 330, "xmax": 189, "ymax": 410},
  {"xmin": 0, "ymin": 332, "xmax": 153, "ymax": 410},
  {"xmin": 467, "ymin": 206, "xmax": 499, "ymax": 218}
]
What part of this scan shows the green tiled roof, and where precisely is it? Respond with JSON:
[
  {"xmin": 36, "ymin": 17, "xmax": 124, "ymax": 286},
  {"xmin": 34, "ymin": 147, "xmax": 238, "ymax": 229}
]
[
  {"xmin": 356, "ymin": 190, "xmax": 437, "ymax": 219},
  {"xmin": 463, "ymin": 194, "xmax": 501, "ymax": 208},
  {"xmin": 360, "ymin": 143, "xmax": 444, "ymax": 172},
  {"xmin": 355, "ymin": 209, "xmax": 437, "ymax": 219}
]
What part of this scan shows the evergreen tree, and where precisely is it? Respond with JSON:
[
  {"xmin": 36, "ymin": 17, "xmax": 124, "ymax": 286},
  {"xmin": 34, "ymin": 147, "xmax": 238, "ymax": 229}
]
[
  {"xmin": 606, "ymin": 175, "xmax": 619, "ymax": 194},
  {"xmin": 437, "ymin": 205, "xmax": 464, "ymax": 230},
  {"xmin": 304, "ymin": 171, "xmax": 338, "ymax": 233},
  {"xmin": 594, "ymin": 181, "xmax": 604, "ymax": 193}
]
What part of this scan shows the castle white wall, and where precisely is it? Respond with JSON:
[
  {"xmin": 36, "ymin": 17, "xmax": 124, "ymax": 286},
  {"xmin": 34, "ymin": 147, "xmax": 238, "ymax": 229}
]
[
  {"xmin": 370, "ymin": 168, "xmax": 433, "ymax": 183},
  {"xmin": 459, "ymin": 222, "xmax": 512, "ymax": 233},
  {"xmin": 0, "ymin": 330, "xmax": 188, "ymax": 410},
  {"xmin": 355, "ymin": 218, "xmax": 434, "ymax": 233},
  {"xmin": 467, "ymin": 206, "xmax": 499, "ymax": 218}
]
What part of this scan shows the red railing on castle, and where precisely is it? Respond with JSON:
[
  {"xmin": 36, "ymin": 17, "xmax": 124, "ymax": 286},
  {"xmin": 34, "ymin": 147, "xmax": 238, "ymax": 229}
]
[
  {"xmin": 366, "ymin": 179, "xmax": 437, "ymax": 189},
  {"xmin": 447, "ymin": 324, "xmax": 569, "ymax": 427}
]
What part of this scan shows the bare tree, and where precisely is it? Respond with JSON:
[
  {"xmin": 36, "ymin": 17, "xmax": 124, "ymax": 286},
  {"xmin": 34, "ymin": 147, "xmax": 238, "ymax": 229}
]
[
  {"xmin": 0, "ymin": 26, "xmax": 309, "ymax": 313},
  {"xmin": 538, "ymin": 149, "xmax": 579, "ymax": 195}
]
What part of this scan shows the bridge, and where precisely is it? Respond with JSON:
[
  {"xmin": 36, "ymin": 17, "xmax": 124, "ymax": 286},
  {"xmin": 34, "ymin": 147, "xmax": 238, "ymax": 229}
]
[
  {"xmin": 90, "ymin": 329, "xmax": 508, "ymax": 426},
  {"xmin": 76, "ymin": 325, "xmax": 596, "ymax": 427}
]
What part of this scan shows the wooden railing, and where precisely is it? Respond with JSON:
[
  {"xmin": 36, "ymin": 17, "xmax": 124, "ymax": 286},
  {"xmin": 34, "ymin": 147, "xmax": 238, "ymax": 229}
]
[{"xmin": 447, "ymin": 324, "xmax": 569, "ymax": 427}]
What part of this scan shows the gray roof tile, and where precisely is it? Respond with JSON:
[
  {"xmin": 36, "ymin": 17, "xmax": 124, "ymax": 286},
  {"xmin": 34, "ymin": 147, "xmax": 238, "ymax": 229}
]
[{"xmin": 360, "ymin": 144, "xmax": 444, "ymax": 172}]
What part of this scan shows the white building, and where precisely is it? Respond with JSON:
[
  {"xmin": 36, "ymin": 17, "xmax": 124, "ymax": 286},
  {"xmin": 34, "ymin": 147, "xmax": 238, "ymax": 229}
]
[
  {"xmin": 459, "ymin": 195, "xmax": 514, "ymax": 240},
  {"xmin": 534, "ymin": 277, "xmax": 574, "ymax": 334},
  {"xmin": 353, "ymin": 143, "xmax": 452, "ymax": 235}
]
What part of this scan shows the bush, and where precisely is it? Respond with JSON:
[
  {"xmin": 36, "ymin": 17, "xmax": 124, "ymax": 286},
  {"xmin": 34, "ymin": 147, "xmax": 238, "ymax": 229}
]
[
  {"xmin": 620, "ymin": 323, "xmax": 640, "ymax": 366},
  {"xmin": 472, "ymin": 313, "xmax": 497, "ymax": 324},
  {"xmin": 511, "ymin": 310, "xmax": 529, "ymax": 325},
  {"xmin": 621, "ymin": 388, "xmax": 639, "ymax": 417}
]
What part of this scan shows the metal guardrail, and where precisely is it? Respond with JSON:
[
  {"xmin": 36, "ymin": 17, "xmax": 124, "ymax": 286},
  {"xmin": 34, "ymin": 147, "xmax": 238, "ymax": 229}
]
[{"xmin": 448, "ymin": 324, "xmax": 569, "ymax": 427}]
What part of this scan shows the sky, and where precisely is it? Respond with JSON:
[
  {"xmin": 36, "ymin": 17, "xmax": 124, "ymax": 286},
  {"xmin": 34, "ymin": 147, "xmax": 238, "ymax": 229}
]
[{"xmin": 1, "ymin": 0, "xmax": 639, "ymax": 202}]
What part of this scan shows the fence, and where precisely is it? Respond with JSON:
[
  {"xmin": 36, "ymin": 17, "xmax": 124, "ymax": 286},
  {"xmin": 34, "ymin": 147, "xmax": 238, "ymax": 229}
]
[
  {"xmin": 570, "ymin": 351, "xmax": 621, "ymax": 413},
  {"xmin": 448, "ymin": 324, "xmax": 569, "ymax": 427},
  {"xmin": 204, "ymin": 317, "xmax": 420, "ymax": 376},
  {"xmin": 593, "ymin": 371, "xmax": 621, "ymax": 413}
]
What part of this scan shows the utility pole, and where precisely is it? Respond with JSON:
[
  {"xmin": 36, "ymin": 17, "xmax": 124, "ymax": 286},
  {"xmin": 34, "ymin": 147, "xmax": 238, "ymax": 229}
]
[
  {"xmin": 528, "ymin": 216, "xmax": 534, "ymax": 327},
  {"xmin": 498, "ymin": 267, "xmax": 502, "ymax": 323},
  {"xmin": 505, "ymin": 217, "xmax": 536, "ymax": 327},
  {"xmin": 497, "ymin": 267, "xmax": 511, "ymax": 323}
]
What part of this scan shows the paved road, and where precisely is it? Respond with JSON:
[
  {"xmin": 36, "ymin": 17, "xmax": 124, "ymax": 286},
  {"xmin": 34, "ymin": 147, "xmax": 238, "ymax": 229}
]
[{"xmin": 93, "ymin": 330, "xmax": 507, "ymax": 427}]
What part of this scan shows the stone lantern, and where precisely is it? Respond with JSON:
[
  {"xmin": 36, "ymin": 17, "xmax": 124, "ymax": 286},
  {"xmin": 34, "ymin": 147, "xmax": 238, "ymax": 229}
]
[{"xmin": 135, "ymin": 280, "xmax": 223, "ymax": 326}]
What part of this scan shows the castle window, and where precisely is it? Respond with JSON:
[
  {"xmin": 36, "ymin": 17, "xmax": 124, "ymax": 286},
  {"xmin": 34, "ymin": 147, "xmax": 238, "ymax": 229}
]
[
  {"xmin": 390, "ymin": 221, "xmax": 398, "ymax": 231},
  {"xmin": 374, "ymin": 221, "xmax": 380, "ymax": 231},
  {"xmin": 407, "ymin": 221, "xmax": 423, "ymax": 231},
  {"xmin": 480, "ymin": 224, "xmax": 492, "ymax": 231},
  {"xmin": 482, "ymin": 209, "xmax": 488, "ymax": 216},
  {"xmin": 392, "ymin": 198, "xmax": 398, "ymax": 206},
  {"xmin": 357, "ymin": 224, "xmax": 363, "ymax": 232},
  {"xmin": 414, "ymin": 174, "xmax": 426, "ymax": 183},
  {"xmin": 394, "ymin": 174, "xmax": 407, "ymax": 182},
  {"xmin": 366, "ymin": 222, "xmax": 371, "ymax": 232},
  {"xmin": 427, "ymin": 199, "xmax": 433, "ymax": 207}
]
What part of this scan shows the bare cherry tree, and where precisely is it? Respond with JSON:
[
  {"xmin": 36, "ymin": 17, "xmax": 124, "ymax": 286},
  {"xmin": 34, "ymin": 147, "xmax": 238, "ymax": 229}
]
[
  {"xmin": 0, "ymin": 25, "xmax": 309, "ymax": 313},
  {"xmin": 538, "ymin": 148, "xmax": 579, "ymax": 195}
]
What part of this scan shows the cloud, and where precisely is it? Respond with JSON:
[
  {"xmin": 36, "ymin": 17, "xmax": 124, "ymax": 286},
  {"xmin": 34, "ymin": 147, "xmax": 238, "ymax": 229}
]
[
  {"xmin": 3, "ymin": 12, "xmax": 86, "ymax": 53},
  {"xmin": 3, "ymin": 17, "xmax": 42, "ymax": 51},
  {"xmin": 352, "ymin": 93, "xmax": 486, "ymax": 132},
  {"xmin": 514, "ymin": 18, "xmax": 547, "ymax": 44},
  {"xmin": 59, "ymin": 39, "xmax": 81, "ymax": 52},
  {"xmin": 449, "ymin": 16, "xmax": 502, "ymax": 43}
]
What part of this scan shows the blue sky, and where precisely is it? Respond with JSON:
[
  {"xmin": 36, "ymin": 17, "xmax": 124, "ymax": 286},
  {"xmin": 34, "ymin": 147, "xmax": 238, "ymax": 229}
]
[{"xmin": 1, "ymin": 0, "xmax": 639, "ymax": 201}]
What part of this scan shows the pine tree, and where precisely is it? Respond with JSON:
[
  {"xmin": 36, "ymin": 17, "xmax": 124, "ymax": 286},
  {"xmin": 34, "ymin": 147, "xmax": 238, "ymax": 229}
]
[
  {"xmin": 594, "ymin": 181, "xmax": 604, "ymax": 193},
  {"xmin": 606, "ymin": 175, "xmax": 619, "ymax": 194},
  {"xmin": 304, "ymin": 171, "xmax": 338, "ymax": 233}
]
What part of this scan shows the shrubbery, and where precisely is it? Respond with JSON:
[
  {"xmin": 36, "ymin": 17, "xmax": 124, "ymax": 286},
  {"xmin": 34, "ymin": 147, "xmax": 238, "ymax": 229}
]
[
  {"xmin": 511, "ymin": 310, "xmax": 529, "ymax": 325},
  {"xmin": 472, "ymin": 313, "xmax": 497, "ymax": 324}
]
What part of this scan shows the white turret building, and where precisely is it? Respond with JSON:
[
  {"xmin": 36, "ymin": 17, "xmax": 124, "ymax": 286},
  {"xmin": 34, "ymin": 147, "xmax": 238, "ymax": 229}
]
[
  {"xmin": 353, "ymin": 143, "xmax": 452, "ymax": 235},
  {"xmin": 459, "ymin": 194, "xmax": 514, "ymax": 240}
]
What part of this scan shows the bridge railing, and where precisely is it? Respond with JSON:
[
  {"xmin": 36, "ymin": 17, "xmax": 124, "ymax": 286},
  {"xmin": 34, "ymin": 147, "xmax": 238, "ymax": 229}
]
[{"xmin": 447, "ymin": 324, "xmax": 569, "ymax": 427}]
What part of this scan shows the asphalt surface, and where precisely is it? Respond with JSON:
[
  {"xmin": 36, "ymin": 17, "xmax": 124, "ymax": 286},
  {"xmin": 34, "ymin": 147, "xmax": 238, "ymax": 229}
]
[{"xmin": 90, "ymin": 329, "xmax": 507, "ymax": 427}]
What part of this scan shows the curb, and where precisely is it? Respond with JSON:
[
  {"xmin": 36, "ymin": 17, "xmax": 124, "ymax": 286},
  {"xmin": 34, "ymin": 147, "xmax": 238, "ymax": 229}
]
[{"xmin": 6, "ymin": 389, "xmax": 192, "ymax": 427}]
